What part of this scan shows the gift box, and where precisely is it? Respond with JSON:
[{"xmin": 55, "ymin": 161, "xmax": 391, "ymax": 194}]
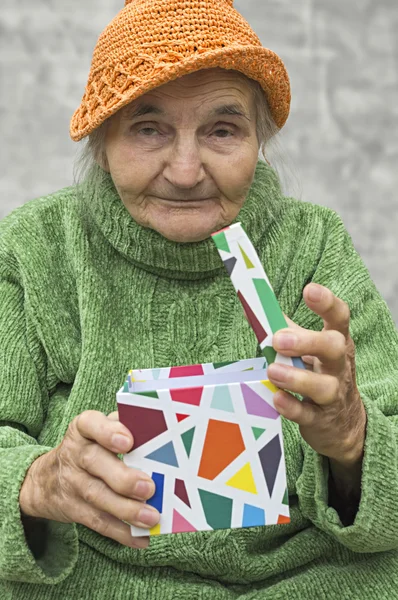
[
  {"xmin": 117, "ymin": 358, "xmax": 290, "ymax": 536},
  {"xmin": 117, "ymin": 222, "xmax": 300, "ymax": 537}
]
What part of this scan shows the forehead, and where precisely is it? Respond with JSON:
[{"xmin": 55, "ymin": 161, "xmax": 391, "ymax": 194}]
[{"xmin": 119, "ymin": 69, "xmax": 255, "ymax": 120}]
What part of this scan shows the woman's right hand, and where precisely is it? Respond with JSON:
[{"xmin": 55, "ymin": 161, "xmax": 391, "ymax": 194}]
[{"xmin": 19, "ymin": 410, "xmax": 159, "ymax": 549}]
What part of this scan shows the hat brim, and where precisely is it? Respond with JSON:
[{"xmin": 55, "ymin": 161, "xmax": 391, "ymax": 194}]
[{"xmin": 70, "ymin": 45, "xmax": 290, "ymax": 142}]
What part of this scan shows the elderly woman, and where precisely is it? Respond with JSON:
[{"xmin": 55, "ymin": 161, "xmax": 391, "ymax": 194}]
[{"xmin": 0, "ymin": 0, "xmax": 397, "ymax": 598}]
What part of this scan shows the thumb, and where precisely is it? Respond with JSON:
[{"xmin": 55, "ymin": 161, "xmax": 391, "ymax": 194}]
[
  {"xmin": 107, "ymin": 411, "xmax": 119, "ymax": 421},
  {"xmin": 283, "ymin": 314, "xmax": 301, "ymax": 331}
]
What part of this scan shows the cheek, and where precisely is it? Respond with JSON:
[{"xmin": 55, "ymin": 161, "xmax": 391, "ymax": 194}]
[
  {"xmin": 211, "ymin": 147, "xmax": 258, "ymax": 203},
  {"xmin": 107, "ymin": 143, "xmax": 156, "ymax": 197}
]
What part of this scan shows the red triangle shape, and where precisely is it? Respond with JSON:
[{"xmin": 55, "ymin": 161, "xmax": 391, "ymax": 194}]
[
  {"xmin": 170, "ymin": 364, "xmax": 204, "ymax": 378},
  {"xmin": 238, "ymin": 290, "xmax": 268, "ymax": 344},
  {"xmin": 171, "ymin": 386, "xmax": 203, "ymax": 406},
  {"xmin": 172, "ymin": 510, "xmax": 197, "ymax": 533},
  {"xmin": 174, "ymin": 478, "xmax": 191, "ymax": 507},
  {"xmin": 176, "ymin": 414, "xmax": 189, "ymax": 422}
]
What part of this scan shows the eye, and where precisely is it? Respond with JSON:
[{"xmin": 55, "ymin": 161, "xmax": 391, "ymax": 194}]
[
  {"xmin": 212, "ymin": 127, "xmax": 234, "ymax": 138},
  {"xmin": 138, "ymin": 127, "xmax": 159, "ymax": 136}
]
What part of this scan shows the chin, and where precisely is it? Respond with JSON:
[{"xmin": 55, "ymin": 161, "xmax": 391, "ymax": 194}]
[
  {"xmin": 156, "ymin": 226, "xmax": 214, "ymax": 243},
  {"xmin": 151, "ymin": 220, "xmax": 222, "ymax": 243}
]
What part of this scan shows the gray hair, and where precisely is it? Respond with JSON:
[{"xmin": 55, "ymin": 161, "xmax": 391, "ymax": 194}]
[{"xmin": 73, "ymin": 71, "xmax": 300, "ymax": 198}]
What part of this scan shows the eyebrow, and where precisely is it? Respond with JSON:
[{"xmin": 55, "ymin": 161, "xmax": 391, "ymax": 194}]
[
  {"xmin": 121, "ymin": 103, "xmax": 164, "ymax": 121},
  {"xmin": 122, "ymin": 102, "xmax": 251, "ymax": 121},
  {"xmin": 210, "ymin": 103, "xmax": 251, "ymax": 120}
]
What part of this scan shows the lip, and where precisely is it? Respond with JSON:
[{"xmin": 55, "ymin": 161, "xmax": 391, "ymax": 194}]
[{"xmin": 152, "ymin": 196, "xmax": 214, "ymax": 208}]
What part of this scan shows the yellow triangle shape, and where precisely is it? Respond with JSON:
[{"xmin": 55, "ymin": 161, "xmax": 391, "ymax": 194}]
[
  {"xmin": 150, "ymin": 522, "xmax": 161, "ymax": 536},
  {"xmin": 226, "ymin": 462, "xmax": 258, "ymax": 494},
  {"xmin": 239, "ymin": 244, "xmax": 255, "ymax": 269},
  {"xmin": 128, "ymin": 370, "xmax": 145, "ymax": 383},
  {"xmin": 261, "ymin": 379, "xmax": 279, "ymax": 393}
]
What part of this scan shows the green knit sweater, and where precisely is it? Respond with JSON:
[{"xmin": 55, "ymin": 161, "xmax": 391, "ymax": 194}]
[{"xmin": 0, "ymin": 162, "xmax": 397, "ymax": 600}]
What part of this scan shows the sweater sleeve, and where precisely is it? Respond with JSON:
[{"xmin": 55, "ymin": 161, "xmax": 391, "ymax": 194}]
[
  {"xmin": 293, "ymin": 209, "xmax": 398, "ymax": 553},
  {"xmin": 0, "ymin": 243, "xmax": 78, "ymax": 583}
]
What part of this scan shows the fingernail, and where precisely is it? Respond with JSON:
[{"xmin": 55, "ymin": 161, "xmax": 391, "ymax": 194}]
[
  {"xmin": 111, "ymin": 434, "xmax": 131, "ymax": 452},
  {"xmin": 134, "ymin": 479, "xmax": 155, "ymax": 499},
  {"xmin": 307, "ymin": 284, "xmax": 323, "ymax": 302},
  {"xmin": 138, "ymin": 507, "xmax": 159, "ymax": 528},
  {"xmin": 275, "ymin": 332, "xmax": 296, "ymax": 350}
]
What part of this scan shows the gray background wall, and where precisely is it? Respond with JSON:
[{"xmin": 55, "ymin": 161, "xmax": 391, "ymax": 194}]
[{"xmin": 1, "ymin": 0, "xmax": 397, "ymax": 323}]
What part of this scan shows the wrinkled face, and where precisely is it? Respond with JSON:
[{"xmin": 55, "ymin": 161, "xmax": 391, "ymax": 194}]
[{"xmin": 103, "ymin": 68, "xmax": 259, "ymax": 243}]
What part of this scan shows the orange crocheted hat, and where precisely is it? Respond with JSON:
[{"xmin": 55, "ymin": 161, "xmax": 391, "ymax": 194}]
[{"xmin": 70, "ymin": 0, "xmax": 291, "ymax": 142}]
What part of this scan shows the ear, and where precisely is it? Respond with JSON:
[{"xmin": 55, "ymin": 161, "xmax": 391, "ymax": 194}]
[
  {"xmin": 92, "ymin": 120, "xmax": 111, "ymax": 172},
  {"xmin": 96, "ymin": 153, "xmax": 110, "ymax": 173}
]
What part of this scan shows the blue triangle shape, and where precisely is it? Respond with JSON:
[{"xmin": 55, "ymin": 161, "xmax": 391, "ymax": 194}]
[
  {"xmin": 145, "ymin": 441, "xmax": 179, "ymax": 467},
  {"xmin": 243, "ymin": 503, "xmax": 265, "ymax": 527},
  {"xmin": 211, "ymin": 385, "xmax": 234, "ymax": 412},
  {"xmin": 152, "ymin": 368, "xmax": 161, "ymax": 380}
]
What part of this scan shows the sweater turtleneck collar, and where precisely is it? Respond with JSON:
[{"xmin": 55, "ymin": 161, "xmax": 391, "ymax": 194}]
[{"xmin": 83, "ymin": 161, "xmax": 283, "ymax": 280}]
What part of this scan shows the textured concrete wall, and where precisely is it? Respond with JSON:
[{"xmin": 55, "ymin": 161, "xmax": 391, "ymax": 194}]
[{"xmin": 1, "ymin": 0, "xmax": 397, "ymax": 322}]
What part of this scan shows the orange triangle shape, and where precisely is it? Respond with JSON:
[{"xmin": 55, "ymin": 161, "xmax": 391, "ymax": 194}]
[
  {"xmin": 176, "ymin": 414, "xmax": 189, "ymax": 422},
  {"xmin": 277, "ymin": 515, "xmax": 291, "ymax": 525}
]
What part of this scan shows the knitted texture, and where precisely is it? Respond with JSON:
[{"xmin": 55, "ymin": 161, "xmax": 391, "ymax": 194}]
[
  {"xmin": 0, "ymin": 162, "xmax": 398, "ymax": 599},
  {"xmin": 70, "ymin": 0, "xmax": 291, "ymax": 141}
]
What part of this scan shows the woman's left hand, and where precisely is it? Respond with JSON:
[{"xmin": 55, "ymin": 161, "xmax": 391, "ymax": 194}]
[{"xmin": 267, "ymin": 282, "xmax": 367, "ymax": 467}]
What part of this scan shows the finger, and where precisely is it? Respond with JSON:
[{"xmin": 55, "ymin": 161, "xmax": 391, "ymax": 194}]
[
  {"xmin": 273, "ymin": 328, "xmax": 346, "ymax": 374},
  {"xmin": 73, "ymin": 410, "xmax": 134, "ymax": 454},
  {"xmin": 303, "ymin": 284, "xmax": 350, "ymax": 338},
  {"xmin": 107, "ymin": 411, "xmax": 119, "ymax": 421},
  {"xmin": 302, "ymin": 355, "xmax": 316, "ymax": 366},
  {"xmin": 73, "ymin": 503, "xmax": 150, "ymax": 549},
  {"xmin": 283, "ymin": 314, "xmax": 302, "ymax": 331},
  {"xmin": 273, "ymin": 390, "xmax": 318, "ymax": 427},
  {"xmin": 267, "ymin": 363, "xmax": 339, "ymax": 405},
  {"xmin": 79, "ymin": 443, "xmax": 155, "ymax": 501},
  {"xmin": 77, "ymin": 472, "xmax": 160, "ymax": 531}
]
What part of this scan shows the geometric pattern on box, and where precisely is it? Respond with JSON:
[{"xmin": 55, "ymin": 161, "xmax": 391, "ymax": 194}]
[
  {"xmin": 212, "ymin": 222, "xmax": 305, "ymax": 369},
  {"xmin": 117, "ymin": 358, "xmax": 290, "ymax": 537}
]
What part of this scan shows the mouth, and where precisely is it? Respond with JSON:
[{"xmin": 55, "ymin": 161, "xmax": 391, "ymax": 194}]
[{"xmin": 152, "ymin": 196, "xmax": 215, "ymax": 208}]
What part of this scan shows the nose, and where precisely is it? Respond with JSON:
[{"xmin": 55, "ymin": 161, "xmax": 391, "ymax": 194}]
[{"xmin": 162, "ymin": 133, "xmax": 206, "ymax": 189}]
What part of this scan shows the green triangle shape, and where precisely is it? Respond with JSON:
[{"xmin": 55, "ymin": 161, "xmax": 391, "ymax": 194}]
[
  {"xmin": 135, "ymin": 390, "xmax": 159, "ymax": 399},
  {"xmin": 262, "ymin": 346, "xmax": 277, "ymax": 365},
  {"xmin": 283, "ymin": 488, "xmax": 289, "ymax": 505},
  {"xmin": 213, "ymin": 361, "xmax": 236, "ymax": 369},
  {"xmin": 253, "ymin": 278, "xmax": 287, "ymax": 333},
  {"xmin": 123, "ymin": 382, "xmax": 129, "ymax": 392},
  {"xmin": 213, "ymin": 231, "xmax": 230, "ymax": 253},
  {"xmin": 252, "ymin": 426, "xmax": 265, "ymax": 441},
  {"xmin": 199, "ymin": 489, "xmax": 233, "ymax": 530},
  {"xmin": 211, "ymin": 385, "xmax": 234, "ymax": 412},
  {"xmin": 181, "ymin": 427, "xmax": 195, "ymax": 457}
]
